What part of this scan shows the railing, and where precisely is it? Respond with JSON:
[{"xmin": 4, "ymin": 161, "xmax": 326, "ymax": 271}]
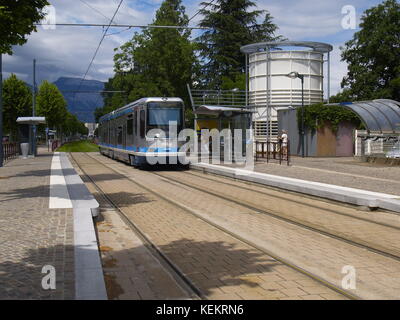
[
  {"xmin": 2, "ymin": 142, "xmax": 19, "ymax": 162},
  {"xmin": 188, "ymin": 86, "xmax": 248, "ymax": 109},
  {"xmin": 255, "ymin": 140, "xmax": 290, "ymax": 165}
]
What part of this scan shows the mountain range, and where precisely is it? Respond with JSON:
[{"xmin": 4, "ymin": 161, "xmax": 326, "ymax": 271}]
[{"xmin": 53, "ymin": 77, "xmax": 105, "ymax": 123}]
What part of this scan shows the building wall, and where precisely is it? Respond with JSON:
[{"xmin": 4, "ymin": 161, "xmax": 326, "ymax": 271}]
[
  {"xmin": 336, "ymin": 122, "xmax": 355, "ymax": 157},
  {"xmin": 278, "ymin": 109, "xmax": 356, "ymax": 157},
  {"xmin": 278, "ymin": 108, "xmax": 317, "ymax": 157},
  {"xmin": 316, "ymin": 123, "xmax": 337, "ymax": 157}
]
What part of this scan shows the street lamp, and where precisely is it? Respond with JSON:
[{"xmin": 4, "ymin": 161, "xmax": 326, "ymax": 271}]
[{"xmin": 286, "ymin": 71, "xmax": 305, "ymax": 158}]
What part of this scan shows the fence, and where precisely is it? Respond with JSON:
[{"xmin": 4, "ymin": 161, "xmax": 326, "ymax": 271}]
[
  {"xmin": 355, "ymin": 130, "xmax": 399, "ymax": 157},
  {"xmin": 255, "ymin": 140, "xmax": 290, "ymax": 165},
  {"xmin": 2, "ymin": 142, "xmax": 19, "ymax": 162}
]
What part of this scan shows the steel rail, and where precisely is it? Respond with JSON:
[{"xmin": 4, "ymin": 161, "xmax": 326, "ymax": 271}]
[
  {"xmin": 150, "ymin": 170, "xmax": 400, "ymax": 264},
  {"xmin": 175, "ymin": 169, "xmax": 400, "ymax": 232},
  {"xmin": 69, "ymin": 153, "xmax": 203, "ymax": 300},
  {"xmin": 82, "ymin": 152, "xmax": 358, "ymax": 300}
]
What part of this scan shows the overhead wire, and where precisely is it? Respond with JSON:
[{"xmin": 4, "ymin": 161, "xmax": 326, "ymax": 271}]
[{"xmin": 72, "ymin": 0, "xmax": 124, "ymax": 110}]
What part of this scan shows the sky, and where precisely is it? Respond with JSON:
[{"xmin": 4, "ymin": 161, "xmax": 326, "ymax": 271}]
[{"xmin": 2, "ymin": 0, "xmax": 386, "ymax": 98}]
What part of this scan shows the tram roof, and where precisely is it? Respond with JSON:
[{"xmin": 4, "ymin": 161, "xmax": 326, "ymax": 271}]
[{"xmin": 99, "ymin": 97, "xmax": 184, "ymax": 123}]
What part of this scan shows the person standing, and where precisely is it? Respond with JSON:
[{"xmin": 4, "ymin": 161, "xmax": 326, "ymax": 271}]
[{"xmin": 281, "ymin": 130, "xmax": 288, "ymax": 157}]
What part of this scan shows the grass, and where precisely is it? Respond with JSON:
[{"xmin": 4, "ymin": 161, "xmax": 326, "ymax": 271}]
[{"xmin": 56, "ymin": 140, "xmax": 99, "ymax": 152}]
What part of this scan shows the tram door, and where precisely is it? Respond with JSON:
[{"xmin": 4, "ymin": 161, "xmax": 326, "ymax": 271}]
[{"xmin": 123, "ymin": 120, "xmax": 127, "ymax": 149}]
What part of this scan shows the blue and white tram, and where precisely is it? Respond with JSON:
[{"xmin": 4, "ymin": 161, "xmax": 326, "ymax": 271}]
[{"xmin": 98, "ymin": 97, "xmax": 186, "ymax": 166}]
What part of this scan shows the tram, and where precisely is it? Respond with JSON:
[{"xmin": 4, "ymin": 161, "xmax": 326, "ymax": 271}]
[{"xmin": 98, "ymin": 97, "xmax": 187, "ymax": 166}]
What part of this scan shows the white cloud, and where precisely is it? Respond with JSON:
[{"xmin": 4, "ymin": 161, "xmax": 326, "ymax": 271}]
[{"xmin": 2, "ymin": 0, "xmax": 382, "ymax": 98}]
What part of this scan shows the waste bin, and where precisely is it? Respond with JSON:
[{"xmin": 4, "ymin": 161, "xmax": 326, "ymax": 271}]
[{"xmin": 20, "ymin": 143, "xmax": 29, "ymax": 159}]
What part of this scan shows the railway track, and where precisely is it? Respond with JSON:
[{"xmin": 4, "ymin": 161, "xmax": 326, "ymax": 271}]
[
  {"xmin": 72, "ymin": 152, "xmax": 356, "ymax": 300},
  {"xmin": 150, "ymin": 169, "xmax": 400, "ymax": 263},
  {"xmin": 69, "ymin": 153, "xmax": 202, "ymax": 300}
]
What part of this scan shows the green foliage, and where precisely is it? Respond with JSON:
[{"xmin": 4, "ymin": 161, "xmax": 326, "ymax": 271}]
[
  {"xmin": 328, "ymin": 89, "xmax": 353, "ymax": 103},
  {"xmin": 36, "ymin": 80, "xmax": 87, "ymax": 137},
  {"xmin": 2, "ymin": 74, "xmax": 32, "ymax": 139},
  {"xmin": 340, "ymin": 0, "xmax": 400, "ymax": 101},
  {"xmin": 98, "ymin": 0, "xmax": 197, "ymax": 127},
  {"xmin": 0, "ymin": 0, "xmax": 49, "ymax": 54},
  {"xmin": 297, "ymin": 103, "xmax": 362, "ymax": 133},
  {"xmin": 221, "ymin": 73, "xmax": 246, "ymax": 90},
  {"xmin": 62, "ymin": 113, "xmax": 88, "ymax": 136},
  {"xmin": 36, "ymin": 80, "xmax": 68, "ymax": 130},
  {"xmin": 197, "ymin": 0, "xmax": 284, "ymax": 88},
  {"xmin": 56, "ymin": 140, "xmax": 99, "ymax": 152}
]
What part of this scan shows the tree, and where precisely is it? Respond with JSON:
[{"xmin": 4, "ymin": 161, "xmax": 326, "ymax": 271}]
[
  {"xmin": 340, "ymin": 0, "xmax": 400, "ymax": 101},
  {"xmin": 98, "ymin": 0, "xmax": 197, "ymax": 125},
  {"xmin": 62, "ymin": 113, "xmax": 88, "ymax": 137},
  {"xmin": 2, "ymin": 74, "xmax": 32, "ymax": 139},
  {"xmin": 0, "ymin": 0, "xmax": 49, "ymax": 54},
  {"xmin": 36, "ymin": 80, "xmax": 68, "ymax": 132},
  {"xmin": 197, "ymin": 0, "xmax": 283, "ymax": 88}
]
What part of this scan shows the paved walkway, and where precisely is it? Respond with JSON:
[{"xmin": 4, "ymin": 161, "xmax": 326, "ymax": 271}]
[
  {"xmin": 69, "ymin": 154, "xmax": 192, "ymax": 300},
  {"xmin": 0, "ymin": 148, "xmax": 74, "ymax": 299},
  {"xmin": 255, "ymin": 157, "xmax": 400, "ymax": 196},
  {"xmin": 74, "ymin": 153, "xmax": 347, "ymax": 300}
]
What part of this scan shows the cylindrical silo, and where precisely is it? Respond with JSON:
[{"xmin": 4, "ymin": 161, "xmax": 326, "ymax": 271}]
[{"xmin": 241, "ymin": 41, "xmax": 333, "ymax": 141}]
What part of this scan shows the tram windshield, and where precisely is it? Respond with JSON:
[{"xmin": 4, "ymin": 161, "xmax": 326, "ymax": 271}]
[{"xmin": 147, "ymin": 102, "xmax": 183, "ymax": 136}]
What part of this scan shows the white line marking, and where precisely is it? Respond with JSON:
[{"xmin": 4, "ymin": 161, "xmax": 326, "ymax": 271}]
[{"xmin": 49, "ymin": 152, "xmax": 73, "ymax": 209}]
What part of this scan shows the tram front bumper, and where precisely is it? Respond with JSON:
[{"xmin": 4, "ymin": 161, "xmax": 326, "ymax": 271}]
[{"xmin": 136, "ymin": 152, "xmax": 188, "ymax": 165}]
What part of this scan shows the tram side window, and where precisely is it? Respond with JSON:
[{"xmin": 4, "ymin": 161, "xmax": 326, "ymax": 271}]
[
  {"xmin": 132, "ymin": 112, "xmax": 136, "ymax": 137},
  {"xmin": 106, "ymin": 122, "xmax": 109, "ymax": 144},
  {"xmin": 127, "ymin": 117, "xmax": 133, "ymax": 136},
  {"xmin": 127, "ymin": 117, "xmax": 133, "ymax": 145},
  {"xmin": 117, "ymin": 125, "xmax": 123, "ymax": 146},
  {"xmin": 140, "ymin": 110, "xmax": 145, "ymax": 138}
]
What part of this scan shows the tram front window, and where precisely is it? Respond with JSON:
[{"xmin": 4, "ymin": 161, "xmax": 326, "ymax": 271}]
[{"xmin": 147, "ymin": 102, "xmax": 183, "ymax": 137}]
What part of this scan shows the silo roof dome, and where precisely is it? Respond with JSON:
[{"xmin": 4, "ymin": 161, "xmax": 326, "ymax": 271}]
[{"xmin": 240, "ymin": 41, "xmax": 333, "ymax": 54}]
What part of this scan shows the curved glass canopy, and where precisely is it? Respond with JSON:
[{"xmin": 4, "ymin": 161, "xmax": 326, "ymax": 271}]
[{"xmin": 330, "ymin": 99, "xmax": 400, "ymax": 133}]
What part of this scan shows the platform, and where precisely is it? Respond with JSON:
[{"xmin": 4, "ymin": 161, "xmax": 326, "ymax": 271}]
[
  {"xmin": 191, "ymin": 159, "xmax": 400, "ymax": 214},
  {"xmin": 0, "ymin": 147, "xmax": 104, "ymax": 299}
]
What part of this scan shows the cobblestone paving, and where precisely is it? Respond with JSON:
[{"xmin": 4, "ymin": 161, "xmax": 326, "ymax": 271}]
[
  {"xmin": 73, "ymin": 153, "xmax": 346, "ymax": 300},
  {"xmin": 254, "ymin": 157, "xmax": 400, "ymax": 196},
  {"xmin": 87, "ymin": 153, "xmax": 400, "ymax": 299},
  {"xmin": 0, "ymin": 150, "xmax": 74, "ymax": 299},
  {"xmin": 160, "ymin": 170, "xmax": 400, "ymax": 258},
  {"xmin": 68, "ymin": 155, "xmax": 192, "ymax": 300}
]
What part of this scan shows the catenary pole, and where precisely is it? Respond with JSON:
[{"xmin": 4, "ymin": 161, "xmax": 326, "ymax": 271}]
[
  {"xmin": 32, "ymin": 59, "xmax": 37, "ymax": 156},
  {"xmin": 0, "ymin": 54, "xmax": 3, "ymax": 167}
]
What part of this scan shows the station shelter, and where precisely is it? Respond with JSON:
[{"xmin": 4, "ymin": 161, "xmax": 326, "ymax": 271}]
[
  {"xmin": 187, "ymin": 86, "xmax": 253, "ymax": 161},
  {"xmin": 16, "ymin": 117, "xmax": 46, "ymax": 156}
]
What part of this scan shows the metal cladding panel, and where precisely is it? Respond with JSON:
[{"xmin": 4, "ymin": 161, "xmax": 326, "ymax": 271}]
[{"xmin": 249, "ymin": 50, "xmax": 324, "ymax": 107}]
